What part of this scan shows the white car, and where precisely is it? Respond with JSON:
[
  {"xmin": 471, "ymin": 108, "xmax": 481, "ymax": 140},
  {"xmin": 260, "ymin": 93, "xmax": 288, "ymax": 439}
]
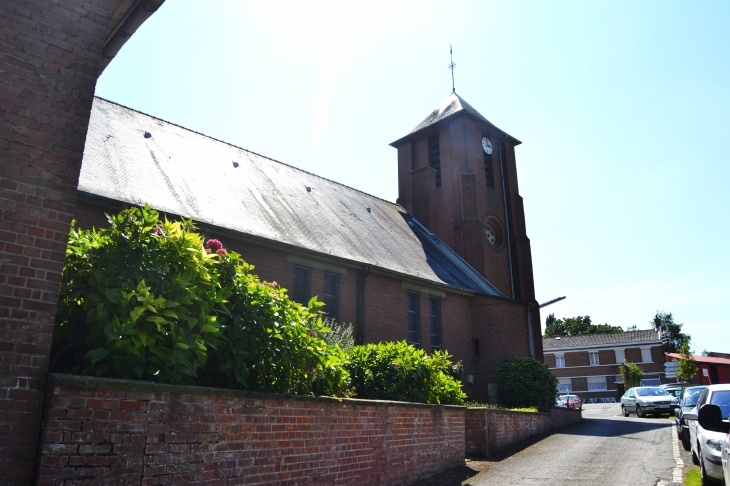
[
  {"xmin": 684, "ymin": 384, "xmax": 730, "ymax": 485},
  {"xmin": 620, "ymin": 386, "xmax": 678, "ymax": 417}
]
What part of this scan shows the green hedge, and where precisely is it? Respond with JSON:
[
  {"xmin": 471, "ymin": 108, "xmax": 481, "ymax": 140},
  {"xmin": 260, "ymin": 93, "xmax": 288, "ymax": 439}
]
[
  {"xmin": 51, "ymin": 206, "xmax": 465, "ymax": 404},
  {"xmin": 493, "ymin": 356, "xmax": 558, "ymax": 409},
  {"xmin": 345, "ymin": 341, "xmax": 466, "ymax": 405}
]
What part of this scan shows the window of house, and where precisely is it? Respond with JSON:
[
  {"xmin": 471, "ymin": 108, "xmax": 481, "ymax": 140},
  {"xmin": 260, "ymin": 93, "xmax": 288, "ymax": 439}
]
[
  {"xmin": 589, "ymin": 352, "xmax": 600, "ymax": 365},
  {"xmin": 640, "ymin": 375, "xmax": 661, "ymax": 387},
  {"xmin": 587, "ymin": 376, "xmax": 607, "ymax": 391},
  {"xmin": 473, "ymin": 338, "xmax": 480, "ymax": 356},
  {"xmin": 429, "ymin": 296, "xmax": 441, "ymax": 350},
  {"xmin": 614, "ymin": 348, "xmax": 626, "ymax": 364},
  {"xmin": 558, "ymin": 378, "xmax": 572, "ymax": 394},
  {"xmin": 640, "ymin": 347, "xmax": 652, "ymax": 363},
  {"xmin": 323, "ymin": 273, "xmax": 340, "ymax": 322},
  {"xmin": 555, "ymin": 354, "xmax": 565, "ymax": 368},
  {"xmin": 292, "ymin": 266, "xmax": 310, "ymax": 304},
  {"xmin": 407, "ymin": 292, "xmax": 420, "ymax": 346}
]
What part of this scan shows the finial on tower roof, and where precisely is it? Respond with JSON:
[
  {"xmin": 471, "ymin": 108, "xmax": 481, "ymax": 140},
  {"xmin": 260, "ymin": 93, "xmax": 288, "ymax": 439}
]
[{"xmin": 449, "ymin": 45, "xmax": 456, "ymax": 94}]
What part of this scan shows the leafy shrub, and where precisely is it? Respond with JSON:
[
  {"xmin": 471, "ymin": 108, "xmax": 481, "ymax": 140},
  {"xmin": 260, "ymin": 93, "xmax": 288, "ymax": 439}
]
[
  {"xmin": 493, "ymin": 357, "xmax": 558, "ymax": 409},
  {"xmin": 319, "ymin": 318, "xmax": 355, "ymax": 350},
  {"xmin": 52, "ymin": 205, "xmax": 224, "ymax": 383},
  {"xmin": 51, "ymin": 205, "xmax": 348, "ymax": 395},
  {"xmin": 619, "ymin": 360, "xmax": 644, "ymax": 389},
  {"xmin": 345, "ymin": 341, "xmax": 466, "ymax": 405}
]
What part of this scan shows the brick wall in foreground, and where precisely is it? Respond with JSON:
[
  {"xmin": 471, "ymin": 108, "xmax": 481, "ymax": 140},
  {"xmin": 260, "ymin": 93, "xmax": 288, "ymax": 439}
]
[
  {"xmin": 465, "ymin": 406, "xmax": 581, "ymax": 458},
  {"xmin": 37, "ymin": 374, "xmax": 465, "ymax": 486}
]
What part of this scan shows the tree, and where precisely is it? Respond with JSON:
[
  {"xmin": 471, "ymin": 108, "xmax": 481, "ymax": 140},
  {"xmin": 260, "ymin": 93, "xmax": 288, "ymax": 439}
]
[
  {"xmin": 626, "ymin": 325, "xmax": 638, "ymax": 331},
  {"xmin": 544, "ymin": 314, "xmax": 623, "ymax": 338},
  {"xmin": 493, "ymin": 357, "xmax": 559, "ymax": 409},
  {"xmin": 619, "ymin": 360, "xmax": 644, "ymax": 389},
  {"xmin": 674, "ymin": 339, "xmax": 698, "ymax": 382},
  {"xmin": 653, "ymin": 311, "xmax": 690, "ymax": 352}
]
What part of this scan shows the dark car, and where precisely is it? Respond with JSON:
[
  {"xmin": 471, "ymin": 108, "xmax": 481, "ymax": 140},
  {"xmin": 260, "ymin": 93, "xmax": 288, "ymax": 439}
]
[{"xmin": 674, "ymin": 385, "xmax": 708, "ymax": 450}]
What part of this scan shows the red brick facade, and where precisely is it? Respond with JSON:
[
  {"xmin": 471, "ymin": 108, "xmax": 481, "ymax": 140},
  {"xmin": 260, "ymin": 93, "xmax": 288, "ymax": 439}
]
[
  {"xmin": 0, "ymin": 1, "xmax": 120, "ymax": 482},
  {"xmin": 37, "ymin": 374, "xmax": 465, "ymax": 485}
]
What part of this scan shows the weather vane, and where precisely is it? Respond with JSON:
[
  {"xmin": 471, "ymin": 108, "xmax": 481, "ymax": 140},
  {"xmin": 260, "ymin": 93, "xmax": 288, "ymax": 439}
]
[{"xmin": 449, "ymin": 45, "xmax": 456, "ymax": 93}]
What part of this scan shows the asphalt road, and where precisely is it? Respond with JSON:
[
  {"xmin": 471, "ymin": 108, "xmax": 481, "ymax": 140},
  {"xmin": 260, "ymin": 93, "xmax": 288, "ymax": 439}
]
[{"xmin": 419, "ymin": 403, "xmax": 685, "ymax": 486}]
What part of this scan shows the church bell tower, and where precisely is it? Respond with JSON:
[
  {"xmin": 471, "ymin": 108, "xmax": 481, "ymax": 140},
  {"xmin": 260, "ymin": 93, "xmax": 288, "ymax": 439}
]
[{"xmin": 391, "ymin": 93, "xmax": 536, "ymax": 301}]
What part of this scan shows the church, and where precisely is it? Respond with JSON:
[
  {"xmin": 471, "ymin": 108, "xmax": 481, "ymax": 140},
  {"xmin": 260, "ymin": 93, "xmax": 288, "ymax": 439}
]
[{"xmin": 73, "ymin": 92, "xmax": 543, "ymax": 402}]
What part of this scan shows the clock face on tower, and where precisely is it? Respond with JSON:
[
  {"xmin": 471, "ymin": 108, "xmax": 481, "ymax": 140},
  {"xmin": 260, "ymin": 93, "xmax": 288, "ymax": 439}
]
[{"xmin": 482, "ymin": 136, "xmax": 493, "ymax": 155}]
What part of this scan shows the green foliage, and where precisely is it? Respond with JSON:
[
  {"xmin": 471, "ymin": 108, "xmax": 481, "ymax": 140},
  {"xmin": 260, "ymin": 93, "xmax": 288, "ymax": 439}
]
[
  {"xmin": 52, "ymin": 205, "xmax": 348, "ymax": 395},
  {"xmin": 53, "ymin": 205, "xmax": 223, "ymax": 384},
  {"xmin": 654, "ymin": 311, "xmax": 691, "ymax": 352},
  {"xmin": 544, "ymin": 314, "xmax": 623, "ymax": 337},
  {"xmin": 619, "ymin": 360, "xmax": 644, "ymax": 388},
  {"xmin": 344, "ymin": 341, "xmax": 467, "ymax": 405},
  {"xmin": 674, "ymin": 339, "xmax": 698, "ymax": 382},
  {"xmin": 493, "ymin": 357, "xmax": 558, "ymax": 409},
  {"xmin": 319, "ymin": 318, "xmax": 355, "ymax": 350}
]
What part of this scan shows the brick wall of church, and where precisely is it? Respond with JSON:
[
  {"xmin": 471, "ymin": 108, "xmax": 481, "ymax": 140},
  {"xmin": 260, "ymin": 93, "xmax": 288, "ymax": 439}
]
[{"xmin": 0, "ymin": 1, "xmax": 116, "ymax": 482}]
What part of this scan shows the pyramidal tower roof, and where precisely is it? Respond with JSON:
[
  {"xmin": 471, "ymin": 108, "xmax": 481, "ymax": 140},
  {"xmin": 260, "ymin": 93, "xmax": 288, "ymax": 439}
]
[{"xmin": 391, "ymin": 92, "xmax": 520, "ymax": 146}]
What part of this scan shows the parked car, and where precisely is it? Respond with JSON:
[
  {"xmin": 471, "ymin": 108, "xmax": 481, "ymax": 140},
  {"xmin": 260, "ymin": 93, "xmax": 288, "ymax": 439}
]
[
  {"xmin": 661, "ymin": 383, "xmax": 688, "ymax": 412},
  {"xmin": 555, "ymin": 396, "xmax": 567, "ymax": 408},
  {"xmin": 696, "ymin": 402, "xmax": 730, "ymax": 486},
  {"xmin": 620, "ymin": 386, "xmax": 678, "ymax": 417},
  {"xmin": 559, "ymin": 394, "xmax": 583, "ymax": 410},
  {"xmin": 674, "ymin": 385, "xmax": 708, "ymax": 451},
  {"xmin": 684, "ymin": 384, "xmax": 730, "ymax": 485}
]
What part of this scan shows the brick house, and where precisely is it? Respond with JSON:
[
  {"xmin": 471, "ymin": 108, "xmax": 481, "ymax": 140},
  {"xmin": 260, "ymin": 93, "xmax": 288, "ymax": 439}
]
[
  {"xmin": 72, "ymin": 93, "xmax": 543, "ymax": 404},
  {"xmin": 543, "ymin": 330, "xmax": 666, "ymax": 401}
]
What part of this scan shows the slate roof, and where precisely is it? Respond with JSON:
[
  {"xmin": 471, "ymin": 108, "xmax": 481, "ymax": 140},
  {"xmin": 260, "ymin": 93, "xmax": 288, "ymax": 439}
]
[
  {"xmin": 390, "ymin": 92, "xmax": 521, "ymax": 147},
  {"xmin": 542, "ymin": 330, "xmax": 661, "ymax": 350},
  {"xmin": 79, "ymin": 97, "xmax": 506, "ymax": 298}
]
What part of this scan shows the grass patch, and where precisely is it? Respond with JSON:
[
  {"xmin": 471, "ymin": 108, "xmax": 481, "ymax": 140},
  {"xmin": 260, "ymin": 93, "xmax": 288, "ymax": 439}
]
[
  {"xmin": 463, "ymin": 401, "xmax": 538, "ymax": 412},
  {"xmin": 683, "ymin": 467, "xmax": 700, "ymax": 486}
]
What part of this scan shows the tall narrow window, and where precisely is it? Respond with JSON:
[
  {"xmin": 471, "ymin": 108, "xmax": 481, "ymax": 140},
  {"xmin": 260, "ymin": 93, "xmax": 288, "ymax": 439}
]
[
  {"xmin": 323, "ymin": 273, "xmax": 340, "ymax": 322},
  {"xmin": 428, "ymin": 136, "xmax": 441, "ymax": 187},
  {"xmin": 429, "ymin": 296, "xmax": 442, "ymax": 350},
  {"xmin": 555, "ymin": 355, "xmax": 565, "ymax": 368},
  {"xmin": 483, "ymin": 136, "xmax": 495, "ymax": 187},
  {"xmin": 589, "ymin": 352, "xmax": 600, "ymax": 365},
  {"xmin": 473, "ymin": 338, "xmax": 480, "ymax": 356},
  {"xmin": 293, "ymin": 266, "xmax": 310, "ymax": 304},
  {"xmin": 407, "ymin": 291, "xmax": 420, "ymax": 346}
]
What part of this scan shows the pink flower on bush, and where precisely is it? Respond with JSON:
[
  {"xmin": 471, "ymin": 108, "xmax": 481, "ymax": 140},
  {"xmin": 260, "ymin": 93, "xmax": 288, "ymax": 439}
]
[
  {"xmin": 206, "ymin": 239, "xmax": 223, "ymax": 252},
  {"xmin": 269, "ymin": 281, "xmax": 278, "ymax": 288},
  {"xmin": 216, "ymin": 248, "xmax": 227, "ymax": 256},
  {"xmin": 205, "ymin": 248, "xmax": 211, "ymax": 254}
]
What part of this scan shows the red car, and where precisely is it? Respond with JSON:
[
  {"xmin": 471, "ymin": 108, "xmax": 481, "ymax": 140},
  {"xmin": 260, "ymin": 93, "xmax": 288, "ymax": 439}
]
[{"xmin": 560, "ymin": 394, "xmax": 583, "ymax": 410}]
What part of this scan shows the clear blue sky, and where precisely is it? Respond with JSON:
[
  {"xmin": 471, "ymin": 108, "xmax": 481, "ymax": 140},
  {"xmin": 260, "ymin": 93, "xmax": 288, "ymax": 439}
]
[{"xmin": 96, "ymin": 0, "xmax": 730, "ymax": 353}]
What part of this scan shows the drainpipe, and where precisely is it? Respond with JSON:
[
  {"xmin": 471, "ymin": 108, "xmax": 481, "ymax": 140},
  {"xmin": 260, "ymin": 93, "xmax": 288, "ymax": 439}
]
[
  {"xmin": 498, "ymin": 135, "xmax": 515, "ymax": 299},
  {"xmin": 357, "ymin": 264, "xmax": 371, "ymax": 345},
  {"xmin": 526, "ymin": 304, "xmax": 534, "ymax": 358}
]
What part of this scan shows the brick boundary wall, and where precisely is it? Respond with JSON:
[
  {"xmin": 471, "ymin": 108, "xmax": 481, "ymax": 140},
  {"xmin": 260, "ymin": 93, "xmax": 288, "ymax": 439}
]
[
  {"xmin": 464, "ymin": 407, "xmax": 581, "ymax": 458},
  {"xmin": 37, "ymin": 374, "xmax": 465, "ymax": 485}
]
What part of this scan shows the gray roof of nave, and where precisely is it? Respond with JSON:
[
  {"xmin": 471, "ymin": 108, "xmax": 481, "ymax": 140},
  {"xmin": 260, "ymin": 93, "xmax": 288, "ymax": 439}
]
[
  {"xmin": 542, "ymin": 330, "xmax": 661, "ymax": 349},
  {"xmin": 79, "ymin": 97, "xmax": 506, "ymax": 298}
]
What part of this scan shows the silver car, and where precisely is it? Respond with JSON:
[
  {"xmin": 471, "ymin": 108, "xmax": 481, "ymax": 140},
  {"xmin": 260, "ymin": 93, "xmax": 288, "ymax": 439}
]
[
  {"xmin": 621, "ymin": 386, "xmax": 678, "ymax": 417},
  {"xmin": 684, "ymin": 384, "xmax": 730, "ymax": 485}
]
